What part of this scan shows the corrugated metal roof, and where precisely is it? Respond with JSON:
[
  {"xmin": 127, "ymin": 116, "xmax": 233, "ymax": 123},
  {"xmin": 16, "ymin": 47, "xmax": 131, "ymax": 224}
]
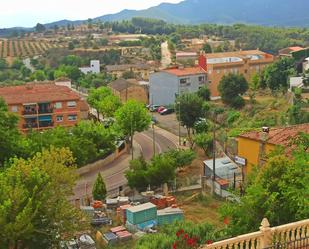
[{"xmin": 127, "ymin": 202, "xmax": 156, "ymax": 213}]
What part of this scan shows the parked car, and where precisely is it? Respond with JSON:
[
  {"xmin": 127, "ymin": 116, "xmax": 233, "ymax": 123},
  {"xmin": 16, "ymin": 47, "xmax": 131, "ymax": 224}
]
[
  {"xmin": 157, "ymin": 106, "xmax": 166, "ymax": 113},
  {"xmin": 160, "ymin": 108, "xmax": 175, "ymax": 115},
  {"xmin": 149, "ymin": 105, "xmax": 160, "ymax": 112}
]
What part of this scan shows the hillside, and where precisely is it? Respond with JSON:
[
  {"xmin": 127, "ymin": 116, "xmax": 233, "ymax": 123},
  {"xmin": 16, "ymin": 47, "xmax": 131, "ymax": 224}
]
[{"xmin": 81, "ymin": 0, "xmax": 309, "ymax": 27}]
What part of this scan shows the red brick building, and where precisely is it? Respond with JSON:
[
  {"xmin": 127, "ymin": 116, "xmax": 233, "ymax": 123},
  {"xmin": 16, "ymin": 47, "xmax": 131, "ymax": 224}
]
[{"xmin": 0, "ymin": 83, "xmax": 88, "ymax": 132}]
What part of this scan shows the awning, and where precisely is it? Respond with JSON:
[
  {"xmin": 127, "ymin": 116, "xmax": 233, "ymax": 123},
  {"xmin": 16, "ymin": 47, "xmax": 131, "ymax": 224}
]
[{"xmin": 39, "ymin": 115, "xmax": 52, "ymax": 121}]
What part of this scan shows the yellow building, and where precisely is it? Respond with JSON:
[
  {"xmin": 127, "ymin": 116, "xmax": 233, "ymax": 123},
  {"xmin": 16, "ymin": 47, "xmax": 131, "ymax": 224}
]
[
  {"xmin": 237, "ymin": 124, "xmax": 309, "ymax": 174},
  {"xmin": 105, "ymin": 64, "xmax": 153, "ymax": 80},
  {"xmin": 108, "ymin": 78, "xmax": 148, "ymax": 104},
  {"xmin": 205, "ymin": 50, "xmax": 274, "ymax": 98}
]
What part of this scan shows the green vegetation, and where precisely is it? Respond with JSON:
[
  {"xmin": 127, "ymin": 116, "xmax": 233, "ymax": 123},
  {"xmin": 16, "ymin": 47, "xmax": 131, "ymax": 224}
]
[
  {"xmin": 0, "ymin": 147, "xmax": 86, "ymax": 248},
  {"xmin": 115, "ymin": 100, "xmax": 151, "ymax": 148},
  {"xmin": 176, "ymin": 93, "xmax": 205, "ymax": 145},
  {"xmin": 87, "ymin": 86, "xmax": 122, "ymax": 120},
  {"xmin": 218, "ymin": 73, "xmax": 249, "ymax": 108},
  {"xmin": 126, "ymin": 149, "xmax": 195, "ymax": 192},
  {"xmin": 220, "ymin": 136, "xmax": 309, "ymax": 236},
  {"xmin": 92, "ymin": 173, "xmax": 107, "ymax": 201}
]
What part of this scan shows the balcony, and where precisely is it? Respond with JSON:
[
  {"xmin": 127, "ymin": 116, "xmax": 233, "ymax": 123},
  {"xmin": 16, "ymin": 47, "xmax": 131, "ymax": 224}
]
[
  {"xmin": 23, "ymin": 123, "xmax": 38, "ymax": 129},
  {"xmin": 38, "ymin": 108, "xmax": 53, "ymax": 114},
  {"xmin": 22, "ymin": 110, "xmax": 37, "ymax": 115},
  {"xmin": 201, "ymin": 218, "xmax": 309, "ymax": 249},
  {"xmin": 39, "ymin": 121, "xmax": 54, "ymax": 128}
]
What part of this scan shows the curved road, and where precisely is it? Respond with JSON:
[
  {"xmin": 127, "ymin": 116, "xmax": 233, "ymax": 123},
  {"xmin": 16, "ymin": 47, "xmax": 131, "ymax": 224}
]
[{"xmin": 71, "ymin": 128, "xmax": 178, "ymax": 201}]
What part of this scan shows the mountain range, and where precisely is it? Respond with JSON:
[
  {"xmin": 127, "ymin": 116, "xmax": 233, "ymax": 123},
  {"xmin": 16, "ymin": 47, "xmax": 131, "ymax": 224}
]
[
  {"xmin": 44, "ymin": 0, "xmax": 309, "ymax": 28},
  {"xmin": 2, "ymin": 0, "xmax": 309, "ymax": 32}
]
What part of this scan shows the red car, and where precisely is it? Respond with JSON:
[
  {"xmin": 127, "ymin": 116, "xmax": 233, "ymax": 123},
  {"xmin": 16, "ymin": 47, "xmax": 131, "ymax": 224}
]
[{"xmin": 157, "ymin": 106, "xmax": 166, "ymax": 113}]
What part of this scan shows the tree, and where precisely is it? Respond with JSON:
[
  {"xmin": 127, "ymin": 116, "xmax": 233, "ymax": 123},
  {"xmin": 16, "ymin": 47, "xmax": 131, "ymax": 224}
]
[
  {"xmin": 11, "ymin": 58, "xmax": 23, "ymax": 70},
  {"xmin": 202, "ymin": 43, "xmax": 212, "ymax": 53},
  {"xmin": 220, "ymin": 147, "xmax": 309, "ymax": 236},
  {"xmin": 92, "ymin": 173, "xmax": 107, "ymax": 201},
  {"xmin": 0, "ymin": 58, "xmax": 8, "ymax": 69},
  {"xmin": 115, "ymin": 100, "xmax": 151, "ymax": 149},
  {"xmin": 31, "ymin": 70, "xmax": 46, "ymax": 81},
  {"xmin": 194, "ymin": 132, "xmax": 213, "ymax": 156},
  {"xmin": 0, "ymin": 98, "xmax": 25, "ymax": 167},
  {"xmin": 263, "ymin": 57, "xmax": 296, "ymax": 93},
  {"xmin": 126, "ymin": 157, "xmax": 149, "ymax": 192},
  {"xmin": 87, "ymin": 87, "xmax": 121, "ymax": 120},
  {"xmin": 176, "ymin": 93, "xmax": 204, "ymax": 146},
  {"xmin": 68, "ymin": 41, "xmax": 75, "ymax": 50},
  {"xmin": 248, "ymin": 73, "xmax": 260, "ymax": 104},
  {"xmin": 0, "ymin": 147, "xmax": 86, "ymax": 248},
  {"xmin": 197, "ymin": 85, "xmax": 211, "ymax": 101},
  {"xmin": 218, "ymin": 73, "xmax": 249, "ymax": 108},
  {"xmin": 35, "ymin": 23, "xmax": 46, "ymax": 33}
]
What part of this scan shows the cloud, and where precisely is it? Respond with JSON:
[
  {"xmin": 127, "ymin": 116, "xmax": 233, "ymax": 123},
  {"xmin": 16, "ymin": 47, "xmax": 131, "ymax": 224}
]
[{"xmin": 0, "ymin": 0, "xmax": 182, "ymax": 28}]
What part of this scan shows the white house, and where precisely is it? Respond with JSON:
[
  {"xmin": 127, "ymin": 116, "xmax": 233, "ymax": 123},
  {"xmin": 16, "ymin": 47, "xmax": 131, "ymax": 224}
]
[{"xmin": 79, "ymin": 60, "xmax": 100, "ymax": 74}]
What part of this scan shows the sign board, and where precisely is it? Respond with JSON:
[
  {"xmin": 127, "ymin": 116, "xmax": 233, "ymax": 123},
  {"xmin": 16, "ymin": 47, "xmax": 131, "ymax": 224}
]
[{"xmin": 235, "ymin": 156, "xmax": 247, "ymax": 166}]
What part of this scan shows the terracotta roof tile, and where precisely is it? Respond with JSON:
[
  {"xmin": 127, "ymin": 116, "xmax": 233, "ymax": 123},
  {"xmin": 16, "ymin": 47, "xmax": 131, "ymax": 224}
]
[
  {"xmin": 0, "ymin": 83, "xmax": 80, "ymax": 105},
  {"xmin": 239, "ymin": 124, "xmax": 309, "ymax": 146},
  {"xmin": 162, "ymin": 67, "xmax": 206, "ymax": 77}
]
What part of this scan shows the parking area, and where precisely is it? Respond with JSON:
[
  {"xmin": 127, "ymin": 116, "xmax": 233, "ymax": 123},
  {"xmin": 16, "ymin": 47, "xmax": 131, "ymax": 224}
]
[{"xmin": 150, "ymin": 112, "xmax": 187, "ymax": 137}]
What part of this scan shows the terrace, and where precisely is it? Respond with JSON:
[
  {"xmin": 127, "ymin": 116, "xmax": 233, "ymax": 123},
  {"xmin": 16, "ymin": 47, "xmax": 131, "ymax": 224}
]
[{"xmin": 201, "ymin": 218, "xmax": 309, "ymax": 249}]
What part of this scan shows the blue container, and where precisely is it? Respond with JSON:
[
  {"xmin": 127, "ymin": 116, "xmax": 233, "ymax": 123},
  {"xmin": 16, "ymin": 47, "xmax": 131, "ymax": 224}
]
[{"xmin": 126, "ymin": 203, "xmax": 157, "ymax": 225}]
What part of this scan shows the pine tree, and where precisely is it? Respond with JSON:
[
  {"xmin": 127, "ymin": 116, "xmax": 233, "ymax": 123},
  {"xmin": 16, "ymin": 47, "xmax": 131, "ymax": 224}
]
[{"xmin": 92, "ymin": 173, "xmax": 107, "ymax": 201}]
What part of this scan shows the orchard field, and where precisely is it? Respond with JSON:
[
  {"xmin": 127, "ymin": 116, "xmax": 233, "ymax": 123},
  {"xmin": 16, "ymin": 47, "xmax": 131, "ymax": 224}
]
[{"xmin": 0, "ymin": 39, "xmax": 65, "ymax": 59}]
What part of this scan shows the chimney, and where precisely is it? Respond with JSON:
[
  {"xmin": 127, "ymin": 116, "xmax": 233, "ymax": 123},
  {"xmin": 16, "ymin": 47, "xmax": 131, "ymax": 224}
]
[{"xmin": 198, "ymin": 51, "xmax": 207, "ymax": 71}]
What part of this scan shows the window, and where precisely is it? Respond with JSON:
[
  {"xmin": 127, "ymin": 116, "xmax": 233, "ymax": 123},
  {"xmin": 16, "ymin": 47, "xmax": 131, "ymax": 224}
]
[
  {"xmin": 208, "ymin": 70, "xmax": 212, "ymax": 75},
  {"xmin": 11, "ymin": 106, "xmax": 18, "ymax": 112},
  {"xmin": 216, "ymin": 70, "xmax": 220, "ymax": 74},
  {"xmin": 67, "ymin": 101, "xmax": 77, "ymax": 107},
  {"xmin": 256, "ymin": 66, "xmax": 260, "ymax": 72},
  {"xmin": 198, "ymin": 76, "xmax": 205, "ymax": 82},
  {"xmin": 56, "ymin": 115, "xmax": 63, "ymax": 122},
  {"xmin": 54, "ymin": 102, "xmax": 62, "ymax": 109},
  {"xmin": 244, "ymin": 69, "xmax": 248, "ymax": 74},
  {"xmin": 68, "ymin": 114, "xmax": 77, "ymax": 121},
  {"xmin": 180, "ymin": 78, "xmax": 189, "ymax": 84}
]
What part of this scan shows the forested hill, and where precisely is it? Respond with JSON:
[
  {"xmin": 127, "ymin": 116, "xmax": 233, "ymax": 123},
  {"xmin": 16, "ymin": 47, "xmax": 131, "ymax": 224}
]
[{"xmin": 91, "ymin": 0, "xmax": 309, "ymax": 27}]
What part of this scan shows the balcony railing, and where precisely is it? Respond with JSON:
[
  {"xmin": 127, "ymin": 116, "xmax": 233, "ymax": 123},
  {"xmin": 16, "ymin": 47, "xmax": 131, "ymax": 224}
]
[
  {"xmin": 23, "ymin": 123, "xmax": 38, "ymax": 129},
  {"xmin": 22, "ymin": 110, "xmax": 37, "ymax": 115},
  {"xmin": 200, "ymin": 218, "xmax": 309, "ymax": 249},
  {"xmin": 38, "ymin": 108, "xmax": 53, "ymax": 114},
  {"xmin": 39, "ymin": 121, "xmax": 54, "ymax": 128}
]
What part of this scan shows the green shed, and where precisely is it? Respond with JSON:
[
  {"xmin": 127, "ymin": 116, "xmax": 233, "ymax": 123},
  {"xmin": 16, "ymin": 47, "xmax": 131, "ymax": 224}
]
[
  {"xmin": 126, "ymin": 203, "xmax": 157, "ymax": 225},
  {"xmin": 157, "ymin": 207, "xmax": 184, "ymax": 226}
]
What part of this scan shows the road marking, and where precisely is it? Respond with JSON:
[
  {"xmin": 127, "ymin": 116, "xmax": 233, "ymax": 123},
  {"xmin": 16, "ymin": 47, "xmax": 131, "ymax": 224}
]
[{"xmin": 139, "ymin": 132, "xmax": 163, "ymax": 154}]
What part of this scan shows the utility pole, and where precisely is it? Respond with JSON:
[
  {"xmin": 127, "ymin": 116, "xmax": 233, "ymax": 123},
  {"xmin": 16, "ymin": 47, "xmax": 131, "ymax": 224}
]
[
  {"xmin": 151, "ymin": 95, "xmax": 156, "ymax": 156},
  {"xmin": 152, "ymin": 122, "xmax": 156, "ymax": 156},
  {"xmin": 178, "ymin": 83, "xmax": 181, "ymax": 146},
  {"xmin": 131, "ymin": 112, "xmax": 134, "ymax": 160},
  {"xmin": 212, "ymin": 122, "xmax": 216, "ymax": 196}
]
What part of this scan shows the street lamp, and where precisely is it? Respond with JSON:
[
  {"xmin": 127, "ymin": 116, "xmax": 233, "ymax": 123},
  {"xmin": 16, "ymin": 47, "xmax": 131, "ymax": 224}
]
[{"xmin": 152, "ymin": 121, "xmax": 156, "ymax": 156}]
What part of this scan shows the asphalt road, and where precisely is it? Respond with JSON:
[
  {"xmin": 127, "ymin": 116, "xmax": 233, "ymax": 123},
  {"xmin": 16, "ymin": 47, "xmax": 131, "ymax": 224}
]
[{"xmin": 71, "ymin": 128, "xmax": 177, "ymax": 202}]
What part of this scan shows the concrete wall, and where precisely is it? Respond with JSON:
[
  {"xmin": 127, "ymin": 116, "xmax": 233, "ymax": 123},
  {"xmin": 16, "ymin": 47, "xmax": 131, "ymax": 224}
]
[
  {"xmin": 149, "ymin": 71, "xmax": 207, "ymax": 106},
  {"xmin": 150, "ymin": 72, "xmax": 179, "ymax": 106}
]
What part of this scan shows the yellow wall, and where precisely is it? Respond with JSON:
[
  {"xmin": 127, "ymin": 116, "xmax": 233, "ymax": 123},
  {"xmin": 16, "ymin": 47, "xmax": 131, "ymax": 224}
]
[
  {"xmin": 237, "ymin": 137, "xmax": 276, "ymax": 174},
  {"xmin": 237, "ymin": 137, "xmax": 260, "ymax": 174}
]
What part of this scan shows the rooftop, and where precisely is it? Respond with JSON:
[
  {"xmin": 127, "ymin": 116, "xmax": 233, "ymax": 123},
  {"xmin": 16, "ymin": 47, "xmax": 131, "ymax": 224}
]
[
  {"xmin": 239, "ymin": 124, "xmax": 309, "ymax": 146},
  {"xmin": 106, "ymin": 63, "xmax": 151, "ymax": 71},
  {"xmin": 0, "ymin": 83, "xmax": 80, "ymax": 105},
  {"xmin": 108, "ymin": 78, "xmax": 134, "ymax": 92},
  {"xmin": 205, "ymin": 50, "xmax": 272, "ymax": 64},
  {"xmin": 126, "ymin": 202, "xmax": 156, "ymax": 213},
  {"xmin": 162, "ymin": 66, "xmax": 206, "ymax": 77}
]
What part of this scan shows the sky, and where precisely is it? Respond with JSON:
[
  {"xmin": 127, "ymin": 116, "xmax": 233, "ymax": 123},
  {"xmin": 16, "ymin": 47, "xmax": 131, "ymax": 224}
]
[{"xmin": 1, "ymin": 0, "xmax": 183, "ymax": 28}]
